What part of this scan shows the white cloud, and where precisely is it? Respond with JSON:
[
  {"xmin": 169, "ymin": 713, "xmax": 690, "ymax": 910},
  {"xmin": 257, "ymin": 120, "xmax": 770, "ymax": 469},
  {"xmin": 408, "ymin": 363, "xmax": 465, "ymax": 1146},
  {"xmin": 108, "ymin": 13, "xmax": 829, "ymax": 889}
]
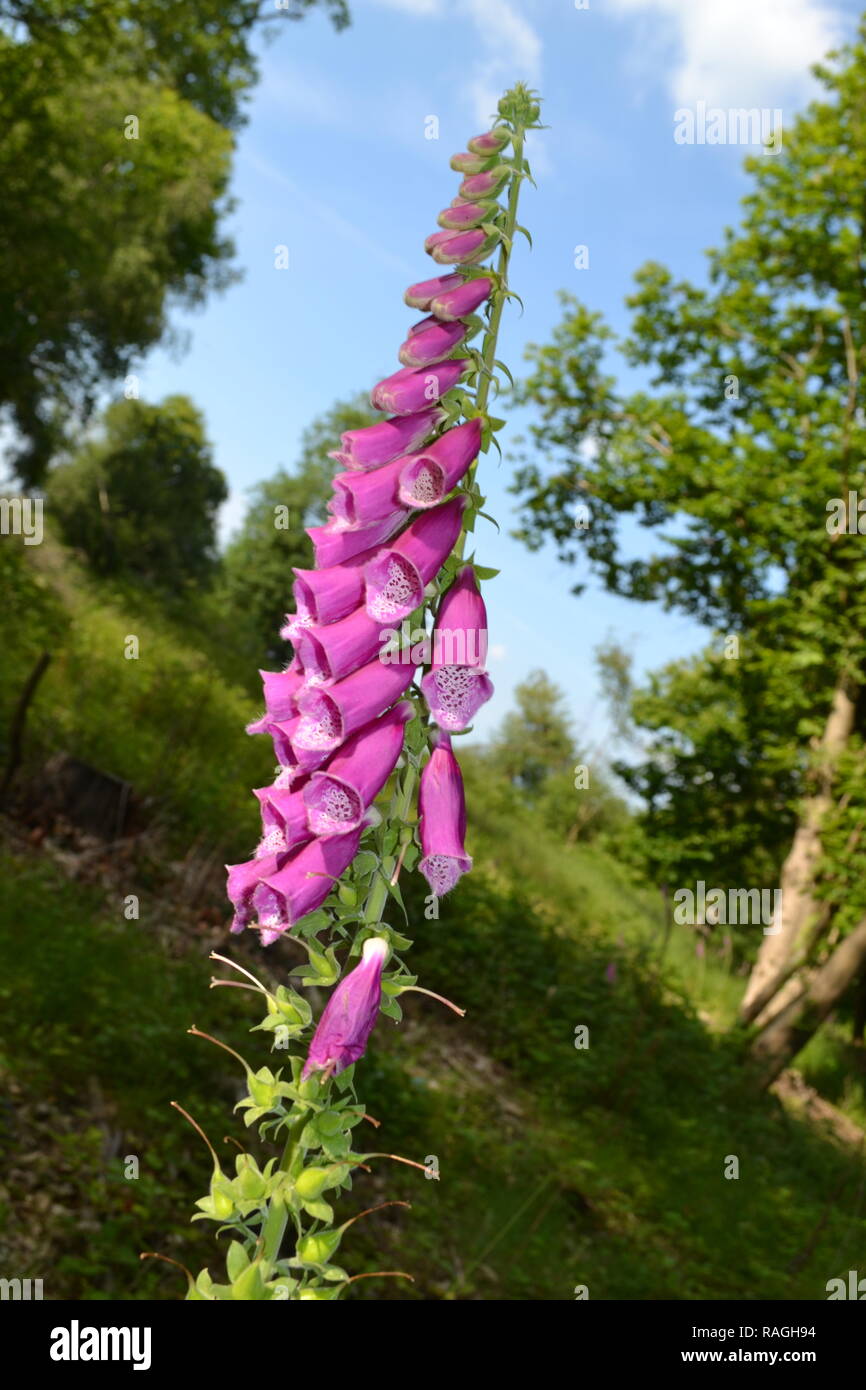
[
  {"xmin": 609, "ymin": 0, "xmax": 844, "ymax": 107},
  {"xmin": 372, "ymin": 0, "xmax": 443, "ymax": 12},
  {"xmin": 466, "ymin": 0, "xmax": 543, "ymax": 129}
]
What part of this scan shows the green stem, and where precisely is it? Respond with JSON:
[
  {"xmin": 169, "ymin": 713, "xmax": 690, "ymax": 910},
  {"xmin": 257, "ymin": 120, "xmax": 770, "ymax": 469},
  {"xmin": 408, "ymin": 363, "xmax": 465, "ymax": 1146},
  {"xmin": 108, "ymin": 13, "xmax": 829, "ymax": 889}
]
[
  {"xmin": 261, "ymin": 1107, "xmax": 313, "ymax": 1265},
  {"xmin": 363, "ymin": 759, "xmax": 419, "ymax": 925},
  {"xmin": 455, "ymin": 126, "xmax": 526, "ymax": 560},
  {"xmin": 476, "ymin": 129, "xmax": 525, "ymax": 420}
]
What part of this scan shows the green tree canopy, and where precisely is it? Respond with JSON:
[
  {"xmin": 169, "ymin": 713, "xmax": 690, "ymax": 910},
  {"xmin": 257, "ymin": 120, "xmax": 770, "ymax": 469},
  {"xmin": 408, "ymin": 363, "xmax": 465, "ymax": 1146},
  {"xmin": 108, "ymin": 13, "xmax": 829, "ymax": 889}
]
[
  {"xmin": 487, "ymin": 668, "xmax": 575, "ymax": 793},
  {"xmin": 480, "ymin": 668, "xmax": 633, "ymax": 849},
  {"xmin": 0, "ymin": 0, "xmax": 349, "ymax": 483},
  {"xmin": 512, "ymin": 19, "xmax": 866, "ymax": 1076},
  {"xmin": 49, "ymin": 395, "xmax": 227, "ymax": 589}
]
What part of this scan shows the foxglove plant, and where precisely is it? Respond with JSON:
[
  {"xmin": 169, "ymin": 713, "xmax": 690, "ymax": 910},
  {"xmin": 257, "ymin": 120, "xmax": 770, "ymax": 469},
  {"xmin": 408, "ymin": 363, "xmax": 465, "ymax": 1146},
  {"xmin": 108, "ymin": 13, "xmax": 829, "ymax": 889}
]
[{"xmin": 169, "ymin": 84, "xmax": 543, "ymax": 1302}]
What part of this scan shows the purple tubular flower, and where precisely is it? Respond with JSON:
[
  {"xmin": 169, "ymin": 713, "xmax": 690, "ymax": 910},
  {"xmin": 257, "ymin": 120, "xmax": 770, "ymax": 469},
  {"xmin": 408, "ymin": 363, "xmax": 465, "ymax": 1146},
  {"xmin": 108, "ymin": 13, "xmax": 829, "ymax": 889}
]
[
  {"xmin": 328, "ymin": 456, "xmax": 408, "ymax": 528},
  {"xmin": 418, "ymin": 731, "xmax": 472, "ymax": 897},
  {"xmin": 226, "ymin": 850, "xmax": 289, "ymax": 935},
  {"xmin": 449, "ymin": 151, "xmax": 494, "ymax": 175},
  {"xmin": 295, "ymin": 605, "xmax": 384, "ymax": 684},
  {"xmin": 430, "ymin": 276, "xmax": 493, "ymax": 321},
  {"xmin": 420, "ymin": 656, "xmax": 494, "ymax": 735},
  {"xmin": 404, "ymin": 272, "xmax": 463, "ymax": 311},
  {"xmin": 329, "ymin": 407, "xmax": 445, "ymax": 471},
  {"xmin": 459, "ymin": 167, "xmax": 510, "ymax": 200},
  {"xmin": 437, "ymin": 200, "xmax": 492, "ymax": 230},
  {"xmin": 245, "ymin": 664, "xmax": 305, "ymax": 735},
  {"xmin": 398, "ymin": 316, "xmax": 467, "ymax": 368},
  {"xmin": 371, "ymin": 360, "xmax": 469, "ymax": 416},
  {"xmin": 429, "ymin": 229, "xmax": 497, "ymax": 266},
  {"xmin": 301, "ymin": 935, "xmax": 389, "ymax": 1079},
  {"xmin": 420, "ymin": 565, "xmax": 494, "ymax": 731},
  {"xmin": 303, "ymin": 700, "xmax": 413, "ymax": 835},
  {"xmin": 307, "ymin": 510, "xmax": 405, "ymax": 568},
  {"xmin": 397, "ymin": 417, "xmax": 481, "ymax": 509},
  {"xmin": 225, "ymin": 114, "xmax": 518, "ymax": 943},
  {"xmin": 253, "ymin": 784, "xmax": 313, "ymax": 856},
  {"xmin": 287, "ymin": 547, "xmax": 380, "ymax": 633},
  {"xmin": 294, "ymin": 656, "xmax": 415, "ymax": 756},
  {"xmin": 265, "ymin": 716, "xmax": 317, "ymax": 780},
  {"xmin": 423, "ymin": 230, "xmax": 454, "ymax": 254},
  {"xmin": 253, "ymin": 826, "xmax": 367, "ymax": 943},
  {"xmin": 364, "ymin": 495, "xmax": 468, "ymax": 622},
  {"xmin": 467, "ymin": 128, "xmax": 511, "ymax": 156}
]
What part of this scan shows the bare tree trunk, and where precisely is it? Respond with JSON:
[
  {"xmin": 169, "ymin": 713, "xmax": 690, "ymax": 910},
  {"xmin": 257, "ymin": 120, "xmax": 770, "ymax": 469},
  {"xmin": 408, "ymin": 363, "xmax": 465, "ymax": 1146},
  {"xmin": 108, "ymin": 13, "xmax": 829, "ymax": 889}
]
[
  {"xmin": 748, "ymin": 913, "xmax": 866, "ymax": 1088},
  {"xmin": 739, "ymin": 679, "xmax": 856, "ymax": 1025},
  {"xmin": 0, "ymin": 650, "xmax": 52, "ymax": 806}
]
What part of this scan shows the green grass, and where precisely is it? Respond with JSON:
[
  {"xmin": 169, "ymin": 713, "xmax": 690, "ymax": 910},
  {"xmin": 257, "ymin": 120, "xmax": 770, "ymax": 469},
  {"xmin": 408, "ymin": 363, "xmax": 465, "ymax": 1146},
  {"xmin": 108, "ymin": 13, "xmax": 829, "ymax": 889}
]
[
  {"xmin": 2, "ymin": 831, "xmax": 863, "ymax": 1301},
  {"xmin": 0, "ymin": 850, "xmax": 261, "ymax": 1299},
  {"xmin": 0, "ymin": 536, "xmax": 268, "ymax": 859}
]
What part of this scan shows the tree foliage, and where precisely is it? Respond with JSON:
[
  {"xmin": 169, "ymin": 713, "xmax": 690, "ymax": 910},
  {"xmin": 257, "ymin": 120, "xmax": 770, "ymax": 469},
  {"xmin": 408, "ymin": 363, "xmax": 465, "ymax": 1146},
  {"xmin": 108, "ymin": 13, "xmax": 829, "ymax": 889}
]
[
  {"xmin": 513, "ymin": 21, "xmax": 866, "ymax": 900},
  {"xmin": 479, "ymin": 668, "xmax": 635, "ymax": 851},
  {"xmin": 49, "ymin": 395, "xmax": 227, "ymax": 589},
  {"xmin": 0, "ymin": 0, "xmax": 349, "ymax": 483}
]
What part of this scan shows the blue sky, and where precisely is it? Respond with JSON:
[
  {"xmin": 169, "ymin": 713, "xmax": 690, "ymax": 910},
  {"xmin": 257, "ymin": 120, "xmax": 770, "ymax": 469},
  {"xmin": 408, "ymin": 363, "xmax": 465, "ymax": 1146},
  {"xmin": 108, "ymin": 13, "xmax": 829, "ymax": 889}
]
[{"xmin": 142, "ymin": 0, "xmax": 863, "ymax": 754}]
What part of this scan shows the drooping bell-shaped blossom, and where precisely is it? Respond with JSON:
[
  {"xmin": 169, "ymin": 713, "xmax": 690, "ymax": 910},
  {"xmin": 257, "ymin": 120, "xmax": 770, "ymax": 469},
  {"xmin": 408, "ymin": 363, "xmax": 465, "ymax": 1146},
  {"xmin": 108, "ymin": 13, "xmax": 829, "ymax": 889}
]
[
  {"xmin": 429, "ymin": 276, "xmax": 493, "ymax": 321},
  {"xmin": 253, "ymin": 784, "xmax": 313, "ymax": 857},
  {"xmin": 245, "ymin": 664, "xmax": 305, "ymax": 735},
  {"xmin": 467, "ymin": 128, "xmax": 511, "ymax": 156},
  {"xmin": 428, "ymin": 564, "xmax": 489, "ymax": 668},
  {"xmin": 265, "ymin": 715, "xmax": 311, "ymax": 777},
  {"xmin": 329, "ymin": 407, "xmax": 446, "ymax": 472},
  {"xmin": 286, "ymin": 545, "xmax": 380, "ymax": 635},
  {"xmin": 459, "ymin": 167, "xmax": 510, "ymax": 200},
  {"xmin": 396, "ymin": 418, "xmax": 481, "ymax": 510},
  {"xmin": 226, "ymin": 850, "xmax": 290, "ymax": 936},
  {"xmin": 420, "ymin": 565, "xmax": 494, "ymax": 731},
  {"xmin": 364, "ymin": 495, "xmax": 467, "ymax": 624},
  {"xmin": 267, "ymin": 720, "xmax": 332, "ymax": 783},
  {"xmin": 423, "ymin": 230, "xmax": 455, "ymax": 256},
  {"xmin": 428, "ymin": 229, "xmax": 497, "ymax": 266},
  {"xmin": 370, "ymin": 360, "xmax": 468, "ymax": 416},
  {"xmin": 436, "ymin": 201, "xmax": 492, "ymax": 231},
  {"xmin": 417, "ymin": 731, "xmax": 472, "ymax": 897},
  {"xmin": 307, "ymin": 509, "xmax": 405, "ymax": 568},
  {"xmin": 303, "ymin": 701, "xmax": 414, "ymax": 835},
  {"xmin": 331, "ymin": 419, "xmax": 479, "ymax": 528},
  {"xmin": 397, "ymin": 316, "xmax": 468, "ymax": 368},
  {"xmin": 449, "ymin": 151, "xmax": 494, "ymax": 175},
  {"xmin": 301, "ymin": 935, "xmax": 389, "ymax": 1079},
  {"xmin": 294, "ymin": 657, "xmax": 416, "ymax": 758},
  {"xmin": 253, "ymin": 824, "xmax": 369, "ymax": 944},
  {"xmin": 295, "ymin": 605, "xmax": 385, "ymax": 685},
  {"xmin": 327, "ymin": 455, "xmax": 409, "ymax": 529},
  {"xmin": 404, "ymin": 272, "xmax": 464, "ymax": 311}
]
